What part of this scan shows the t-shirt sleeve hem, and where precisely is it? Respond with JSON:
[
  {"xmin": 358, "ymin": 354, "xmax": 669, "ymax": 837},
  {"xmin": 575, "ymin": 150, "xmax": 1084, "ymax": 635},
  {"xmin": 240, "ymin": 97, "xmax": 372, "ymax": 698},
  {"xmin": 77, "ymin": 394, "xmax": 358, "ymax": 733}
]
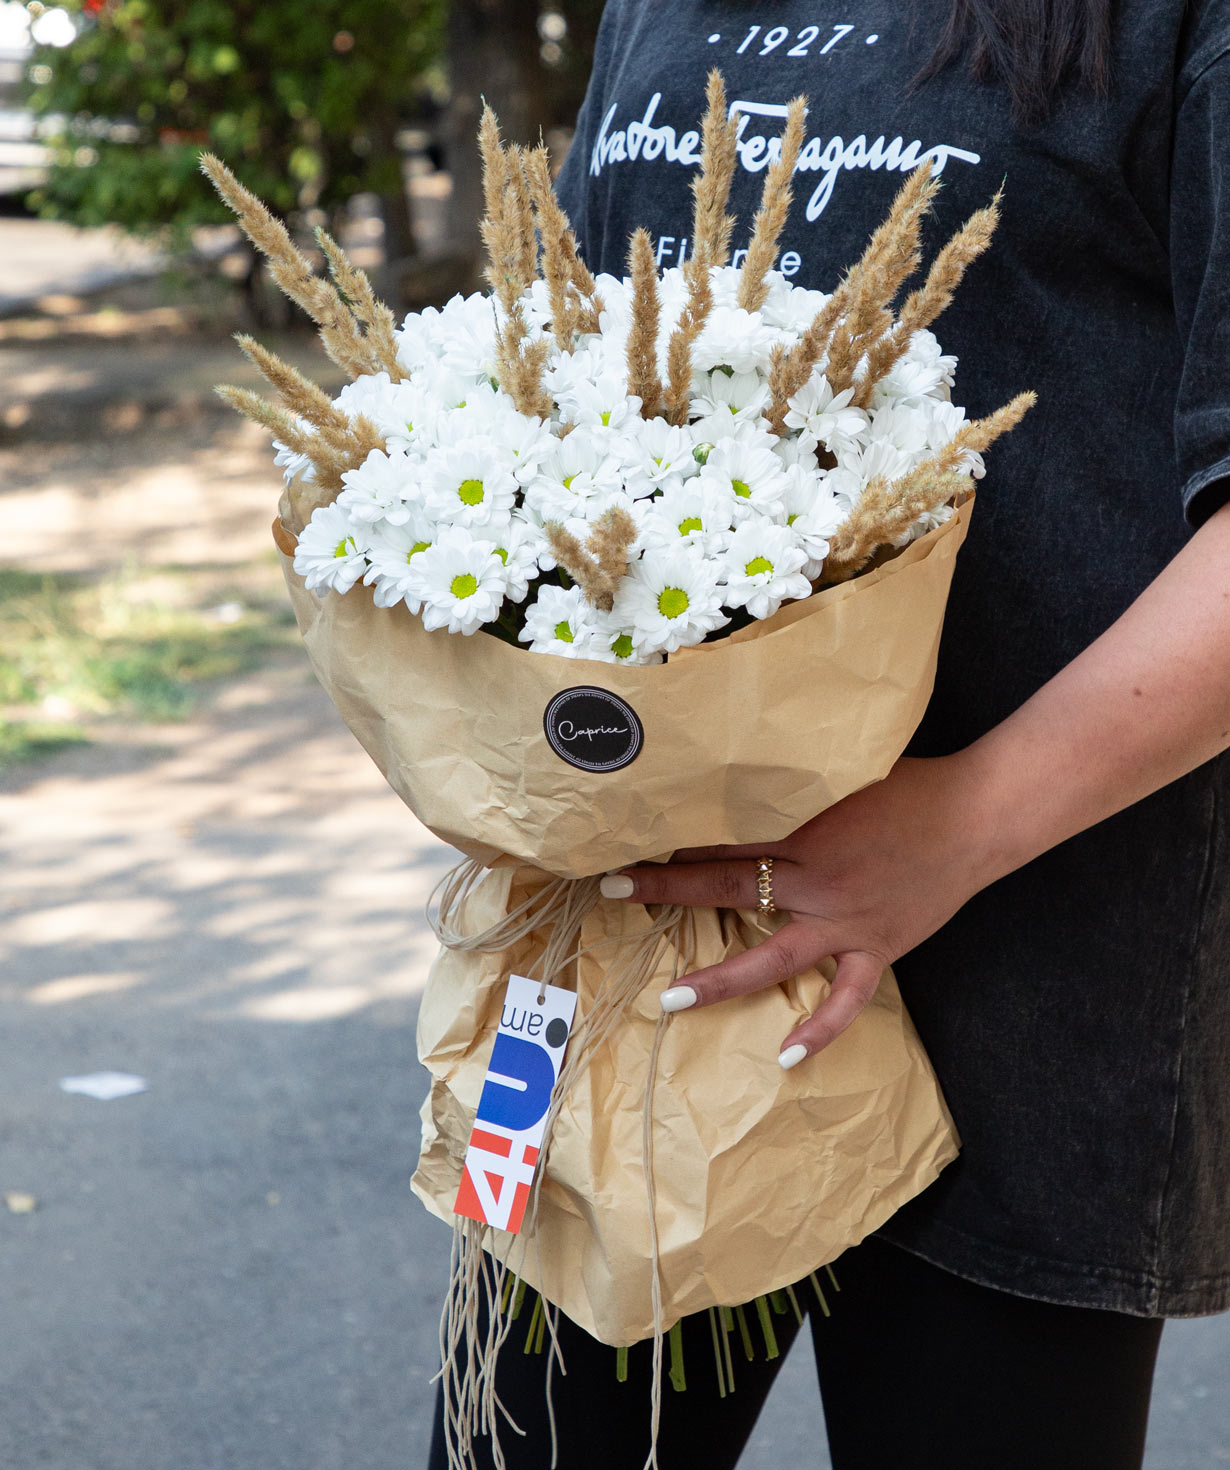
[{"xmin": 1182, "ymin": 455, "xmax": 1230, "ymax": 529}]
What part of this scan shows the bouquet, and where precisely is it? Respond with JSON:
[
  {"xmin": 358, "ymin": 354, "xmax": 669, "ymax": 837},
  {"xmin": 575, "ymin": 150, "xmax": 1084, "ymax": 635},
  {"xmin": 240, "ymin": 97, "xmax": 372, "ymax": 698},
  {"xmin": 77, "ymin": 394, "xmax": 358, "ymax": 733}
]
[{"xmin": 203, "ymin": 69, "xmax": 1032, "ymax": 1467}]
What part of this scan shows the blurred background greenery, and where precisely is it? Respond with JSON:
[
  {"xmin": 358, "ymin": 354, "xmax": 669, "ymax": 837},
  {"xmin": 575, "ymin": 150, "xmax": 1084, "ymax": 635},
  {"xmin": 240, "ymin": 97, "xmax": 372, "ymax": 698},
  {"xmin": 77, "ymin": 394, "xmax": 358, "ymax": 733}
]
[{"xmin": 1, "ymin": 0, "xmax": 600, "ymax": 770}]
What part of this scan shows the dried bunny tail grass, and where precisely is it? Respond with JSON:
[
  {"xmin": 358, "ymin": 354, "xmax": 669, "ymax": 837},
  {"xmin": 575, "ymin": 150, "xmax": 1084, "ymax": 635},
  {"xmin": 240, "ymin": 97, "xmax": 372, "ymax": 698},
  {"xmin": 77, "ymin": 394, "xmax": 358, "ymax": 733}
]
[
  {"xmin": 477, "ymin": 113, "xmax": 553, "ymax": 418},
  {"xmin": 199, "ymin": 153, "xmax": 383, "ymax": 380},
  {"xmin": 523, "ymin": 144, "xmax": 603, "ymax": 343},
  {"xmin": 765, "ymin": 287, "xmax": 849, "ymax": 433},
  {"xmin": 545, "ymin": 507, "xmax": 637, "ymax": 612},
  {"xmin": 737, "ymin": 95, "xmax": 807, "ymax": 313},
  {"xmin": 233, "ymin": 335, "xmax": 355, "ymax": 449},
  {"xmin": 314, "ymin": 228, "xmax": 406, "ymax": 382},
  {"xmin": 823, "ymin": 391, "xmax": 1036, "ymax": 578},
  {"xmin": 479, "ymin": 108, "xmax": 537, "ymax": 312},
  {"xmin": 626, "ymin": 227, "xmax": 663, "ymax": 419},
  {"xmin": 663, "ymin": 258, "xmax": 714, "ymax": 427},
  {"xmin": 766, "ymin": 165, "xmax": 941, "ymax": 426},
  {"xmin": 691, "ymin": 69, "xmax": 740, "ymax": 268},
  {"xmin": 852, "ymin": 193, "xmax": 1001, "ymax": 409}
]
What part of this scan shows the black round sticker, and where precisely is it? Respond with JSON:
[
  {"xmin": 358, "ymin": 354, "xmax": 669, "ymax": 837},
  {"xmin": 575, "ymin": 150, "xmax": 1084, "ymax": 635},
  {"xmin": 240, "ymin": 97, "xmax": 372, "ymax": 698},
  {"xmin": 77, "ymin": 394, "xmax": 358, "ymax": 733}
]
[{"xmin": 543, "ymin": 686, "xmax": 644, "ymax": 773}]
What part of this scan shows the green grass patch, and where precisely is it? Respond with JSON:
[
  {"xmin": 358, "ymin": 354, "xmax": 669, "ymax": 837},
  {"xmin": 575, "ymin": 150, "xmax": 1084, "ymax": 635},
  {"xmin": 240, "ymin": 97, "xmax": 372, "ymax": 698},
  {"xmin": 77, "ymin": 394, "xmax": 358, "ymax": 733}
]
[{"xmin": 0, "ymin": 565, "xmax": 298, "ymax": 767}]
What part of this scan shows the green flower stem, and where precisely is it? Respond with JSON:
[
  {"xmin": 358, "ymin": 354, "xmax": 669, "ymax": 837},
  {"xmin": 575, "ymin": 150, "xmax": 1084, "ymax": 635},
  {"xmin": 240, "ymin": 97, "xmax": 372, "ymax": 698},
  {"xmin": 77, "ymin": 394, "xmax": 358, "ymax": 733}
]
[
  {"xmin": 708, "ymin": 1308, "xmax": 727, "ymax": 1399},
  {"xmin": 784, "ymin": 1284, "xmax": 805, "ymax": 1327},
  {"xmin": 523, "ymin": 1292, "xmax": 543, "ymax": 1354},
  {"xmin": 615, "ymin": 1345, "xmax": 629, "ymax": 1384},
  {"xmin": 668, "ymin": 1320, "xmax": 687, "ymax": 1392},
  {"xmin": 809, "ymin": 1270, "xmax": 831, "ymax": 1319},
  {"xmin": 754, "ymin": 1295, "xmax": 780, "ymax": 1360},
  {"xmin": 718, "ymin": 1306, "xmax": 736, "ymax": 1392},
  {"xmin": 733, "ymin": 1303, "xmax": 756, "ymax": 1362}
]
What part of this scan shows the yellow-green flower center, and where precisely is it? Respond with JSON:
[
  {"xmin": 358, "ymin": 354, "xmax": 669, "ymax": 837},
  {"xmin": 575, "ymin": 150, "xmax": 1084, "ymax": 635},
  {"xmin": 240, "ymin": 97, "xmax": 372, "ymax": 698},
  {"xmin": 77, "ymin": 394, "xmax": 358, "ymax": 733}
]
[
  {"xmin": 600, "ymin": 410, "xmax": 612, "ymax": 426},
  {"xmin": 450, "ymin": 572, "xmax": 479, "ymax": 599},
  {"xmin": 406, "ymin": 540, "xmax": 430, "ymax": 562},
  {"xmin": 677, "ymin": 516, "xmax": 703, "ymax": 536},
  {"xmin": 731, "ymin": 479, "xmax": 752, "ymax": 499},
  {"xmin": 457, "ymin": 478, "xmax": 485, "ymax": 506},
  {"xmin": 611, "ymin": 633, "xmax": 634, "ymax": 659},
  {"xmin": 562, "ymin": 473, "xmax": 577, "ymax": 490},
  {"xmin": 495, "ymin": 546, "xmax": 509, "ymax": 565},
  {"xmin": 745, "ymin": 556, "xmax": 774, "ymax": 577},
  {"xmin": 553, "ymin": 620, "xmax": 574, "ymax": 643},
  {"xmin": 657, "ymin": 586, "xmax": 690, "ymax": 619},
  {"xmin": 333, "ymin": 537, "xmax": 353, "ymax": 558}
]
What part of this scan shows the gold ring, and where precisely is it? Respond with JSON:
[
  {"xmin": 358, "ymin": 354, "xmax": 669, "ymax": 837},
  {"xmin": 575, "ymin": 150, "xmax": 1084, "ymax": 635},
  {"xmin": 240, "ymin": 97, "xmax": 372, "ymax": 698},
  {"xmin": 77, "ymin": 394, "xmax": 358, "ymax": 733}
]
[{"xmin": 754, "ymin": 857, "xmax": 776, "ymax": 915}]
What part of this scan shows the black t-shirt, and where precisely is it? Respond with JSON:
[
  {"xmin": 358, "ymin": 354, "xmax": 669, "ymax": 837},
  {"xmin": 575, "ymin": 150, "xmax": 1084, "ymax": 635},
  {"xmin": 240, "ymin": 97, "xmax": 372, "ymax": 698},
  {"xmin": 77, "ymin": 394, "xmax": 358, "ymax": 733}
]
[{"xmin": 556, "ymin": 0, "xmax": 1230, "ymax": 1315}]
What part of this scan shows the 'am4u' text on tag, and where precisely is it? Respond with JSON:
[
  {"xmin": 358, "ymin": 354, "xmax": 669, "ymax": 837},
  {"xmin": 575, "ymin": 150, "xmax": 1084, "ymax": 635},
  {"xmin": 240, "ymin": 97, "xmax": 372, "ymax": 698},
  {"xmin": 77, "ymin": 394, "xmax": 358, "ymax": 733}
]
[{"xmin": 453, "ymin": 974, "xmax": 578, "ymax": 1234}]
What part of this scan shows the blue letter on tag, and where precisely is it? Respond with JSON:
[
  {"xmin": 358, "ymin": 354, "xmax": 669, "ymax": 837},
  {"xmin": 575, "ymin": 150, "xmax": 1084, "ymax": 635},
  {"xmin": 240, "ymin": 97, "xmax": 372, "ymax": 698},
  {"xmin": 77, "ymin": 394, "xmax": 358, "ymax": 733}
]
[{"xmin": 475, "ymin": 1033, "xmax": 557, "ymax": 1134}]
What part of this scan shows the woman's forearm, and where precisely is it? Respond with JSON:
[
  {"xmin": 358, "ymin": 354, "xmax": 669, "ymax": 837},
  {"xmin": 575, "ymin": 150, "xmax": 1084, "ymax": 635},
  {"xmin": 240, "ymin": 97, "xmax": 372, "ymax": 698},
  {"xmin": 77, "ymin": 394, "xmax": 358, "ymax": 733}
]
[{"xmin": 958, "ymin": 497, "xmax": 1230, "ymax": 884}]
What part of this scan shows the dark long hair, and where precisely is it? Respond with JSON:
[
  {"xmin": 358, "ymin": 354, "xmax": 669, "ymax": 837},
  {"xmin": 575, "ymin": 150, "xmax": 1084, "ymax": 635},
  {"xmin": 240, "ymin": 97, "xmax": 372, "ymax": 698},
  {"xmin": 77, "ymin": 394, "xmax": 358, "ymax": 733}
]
[{"xmin": 918, "ymin": 0, "xmax": 1114, "ymax": 121}]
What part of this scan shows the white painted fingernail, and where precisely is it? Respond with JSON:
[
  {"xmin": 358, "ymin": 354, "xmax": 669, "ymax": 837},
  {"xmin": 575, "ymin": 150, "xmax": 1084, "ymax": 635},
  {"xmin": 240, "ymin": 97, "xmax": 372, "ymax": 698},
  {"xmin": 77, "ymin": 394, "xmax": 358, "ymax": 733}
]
[
  {"xmin": 778, "ymin": 1044, "xmax": 809, "ymax": 1071},
  {"xmin": 600, "ymin": 874, "xmax": 634, "ymax": 899},
  {"xmin": 660, "ymin": 985, "xmax": 697, "ymax": 1013}
]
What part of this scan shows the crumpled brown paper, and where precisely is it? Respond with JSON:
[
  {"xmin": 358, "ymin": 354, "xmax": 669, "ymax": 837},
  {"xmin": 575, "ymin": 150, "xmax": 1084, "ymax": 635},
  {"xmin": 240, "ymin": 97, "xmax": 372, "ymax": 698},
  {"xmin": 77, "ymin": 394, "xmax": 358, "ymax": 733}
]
[
  {"xmin": 411, "ymin": 864, "xmax": 958, "ymax": 1345},
  {"xmin": 280, "ymin": 499, "xmax": 972, "ymax": 880},
  {"xmin": 277, "ymin": 499, "xmax": 970, "ymax": 1345}
]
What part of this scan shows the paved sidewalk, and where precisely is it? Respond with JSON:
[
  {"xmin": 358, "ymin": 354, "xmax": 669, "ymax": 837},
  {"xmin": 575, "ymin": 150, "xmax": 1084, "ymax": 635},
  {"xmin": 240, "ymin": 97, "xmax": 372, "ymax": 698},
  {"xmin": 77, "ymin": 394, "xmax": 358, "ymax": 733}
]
[{"xmin": 0, "ymin": 216, "xmax": 164, "ymax": 315}]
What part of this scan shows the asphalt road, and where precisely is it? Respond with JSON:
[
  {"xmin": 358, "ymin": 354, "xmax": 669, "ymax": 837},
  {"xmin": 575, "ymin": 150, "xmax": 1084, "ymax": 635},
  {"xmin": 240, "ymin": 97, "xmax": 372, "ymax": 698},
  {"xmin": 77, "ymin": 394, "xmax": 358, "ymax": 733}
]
[{"xmin": 3, "ymin": 664, "xmax": 1229, "ymax": 1470}]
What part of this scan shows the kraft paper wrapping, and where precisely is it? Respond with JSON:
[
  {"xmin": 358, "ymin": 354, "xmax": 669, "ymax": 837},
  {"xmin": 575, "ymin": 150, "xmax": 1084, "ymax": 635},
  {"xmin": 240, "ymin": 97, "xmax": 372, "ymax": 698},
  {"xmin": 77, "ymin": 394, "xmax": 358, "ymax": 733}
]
[
  {"xmin": 411, "ymin": 865, "xmax": 959, "ymax": 1345},
  {"xmin": 276, "ymin": 499, "xmax": 971, "ymax": 1345},
  {"xmin": 279, "ymin": 499, "xmax": 972, "ymax": 880}
]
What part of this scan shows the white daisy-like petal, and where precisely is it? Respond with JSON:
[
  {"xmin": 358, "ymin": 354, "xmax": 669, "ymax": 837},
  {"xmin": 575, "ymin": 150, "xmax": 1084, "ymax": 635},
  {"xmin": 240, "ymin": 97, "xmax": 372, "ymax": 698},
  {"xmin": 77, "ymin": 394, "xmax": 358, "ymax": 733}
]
[
  {"xmin": 692, "ymin": 306, "xmax": 782, "ymax": 374},
  {"xmin": 273, "ymin": 437, "xmax": 315, "ymax": 486},
  {"xmin": 638, "ymin": 479, "xmax": 736, "ymax": 557},
  {"xmin": 337, "ymin": 448, "xmax": 420, "ymax": 526},
  {"xmin": 612, "ymin": 546, "xmax": 728, "ymax": 655},
  {"xmin": 293, "ymin": 503, "xmax": 371, "ymax": 594},
  {"xmin": 722, "ymin": 521, "xmax": 812, "ymax": 621},
  {"xmin": 489, "ymin": 515, "xmax": 549, "ymax": 604},
  {"xmin": 408, "ymin": 524, "xmax": 505, "ymax": 635},
  {"xmin": 362, "ymin": 514, "xmax": 437, "ymax": 611},
  {"xmin": 784, "ymin": 374, "xmax": 870, "ymax": 456},
  {"xmin": 518, "ymin": 583, "xmax": 602, "ymax": 657},
  {"xmin": 421, "ymin": 439, "xmax": 519, "ymax": 527},
  {"xmin": 699, "ymin": 438, "xmax": 791, "ymax": 522}
]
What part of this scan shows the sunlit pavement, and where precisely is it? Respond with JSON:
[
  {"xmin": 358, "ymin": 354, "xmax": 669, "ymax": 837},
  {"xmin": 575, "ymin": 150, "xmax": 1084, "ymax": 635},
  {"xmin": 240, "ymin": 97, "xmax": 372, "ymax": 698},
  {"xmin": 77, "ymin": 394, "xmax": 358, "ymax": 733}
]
[{"xmin": 3, "ymin": 661, "xmax": 1229, "ymax": 1468}]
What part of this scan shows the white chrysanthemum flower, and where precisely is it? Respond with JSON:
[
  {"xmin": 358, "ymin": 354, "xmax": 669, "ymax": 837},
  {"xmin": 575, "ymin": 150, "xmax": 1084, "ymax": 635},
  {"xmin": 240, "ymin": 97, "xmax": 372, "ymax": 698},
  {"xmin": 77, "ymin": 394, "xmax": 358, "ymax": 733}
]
[
  {"xmin": 865, "ymin": 402, "xmax": 931, "ymax": 458},
  {"xmin": 422, "ymin": 440, "xmax": 519, "ymax": 528},
  {"xmin": 523, "ymin": 429, "xmax": 628, "ymax": 523},
  {"xmin": 612, "ymin": 547, "xmax": 728, "ymax": 655},
  {"xmin": 872, "ymin": 328, "xmax": 958, "ymax": 407},
  {"xmin": 771, "ymin": 433, "xmax": 823, "ymax": 471},
  {"xmin": 638, "ymin": 479, "xmax": 736, "ymax": 558},
  {"xmin": 760, "ymin": 280, "xmax": 831, "ymax": 334},
  {"xmin": 587, "ymin": 612, "xmax": 664, "ymax": 666},
  {"xmin": 784, "ymin": 375, "xmax": 870, "ymax": 456},
  {"xmin": 489, "ymin": 515, "xmax": 548, "ymax": 604},
  {"xmin": 614, "ymin": 417, "xmax": 701, "ymax": 489},
  {"xmin": 408, "ymin": 524, "xmax": 505, "ymax": 635},
  {"xmin": 519, "ymin": 583, "xmax": 603, "ymax": 657},
  {"xmin": 891, "ymin": 500, "xmax": 957, "ymax": 548},
  {"xmin": 692, "ymin": 306, "xmax": 783, "ymax": 374},
  {"xmin": 273, "ymin": 438, "xmax": 315, "ymax": 485},
  {"xmin": 362, "ymin": 515, "xmax": 436, "ymax": 611},
  {"xmin": 705, "ymin": 265, "xmax": 745, "ymax": 310},
  {"xmin": 781, "ymin": 466, "xmax": 847, "ymax": 578},
  {"xmin": 337, "ymin": 448, "xmax": 420, "ymax": 526},
  {"xmin": 334, "ymin": 373, "xmax": 433, "ymax": 457},
  {"xmin": 700, "ymin": 438, "xmax": 790, "ymax": 522},
  {"xmin": 691, "ymin": 367, "xmax": 771, "ymax": 424},
  {"xmin": 842, "ymin": 439, "xmax": 915, "ymax": 493},
  {"xmin": 922, "ymin": 399, "xmax": 985, "ymax": 477},
  {"xmin": 557, "ymin": 373, "xmax": 642, "ymax": 432},
  {"xmin": 293, "ymin": 503, "xmax": 371, "ymax": 594},
  {"xmin": 722, "ymin": 520, "xmax": 812, "ymax": 620}
]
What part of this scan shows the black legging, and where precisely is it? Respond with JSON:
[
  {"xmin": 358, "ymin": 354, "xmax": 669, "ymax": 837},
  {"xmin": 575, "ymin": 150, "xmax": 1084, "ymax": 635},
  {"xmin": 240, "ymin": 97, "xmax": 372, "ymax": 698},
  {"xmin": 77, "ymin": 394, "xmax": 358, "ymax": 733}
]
[{"xmin": 428, "ymin": 1235, "xmax": 1164, "ymax": 1470}]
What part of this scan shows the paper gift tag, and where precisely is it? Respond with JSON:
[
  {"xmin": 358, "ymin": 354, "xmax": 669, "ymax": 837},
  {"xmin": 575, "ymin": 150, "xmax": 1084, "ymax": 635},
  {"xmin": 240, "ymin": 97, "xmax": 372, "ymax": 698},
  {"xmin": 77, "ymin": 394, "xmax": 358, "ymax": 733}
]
[{"xmin": 453, "ymin": 974, "xmax": 578, "ymax": 1234}]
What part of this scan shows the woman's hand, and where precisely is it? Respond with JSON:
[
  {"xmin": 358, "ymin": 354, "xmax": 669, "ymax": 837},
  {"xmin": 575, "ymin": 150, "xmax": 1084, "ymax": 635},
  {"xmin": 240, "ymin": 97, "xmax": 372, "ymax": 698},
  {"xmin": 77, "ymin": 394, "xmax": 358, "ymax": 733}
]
[{"xmin": 600, "ymin": 754, "xmax": 992, "ymax": 1067}]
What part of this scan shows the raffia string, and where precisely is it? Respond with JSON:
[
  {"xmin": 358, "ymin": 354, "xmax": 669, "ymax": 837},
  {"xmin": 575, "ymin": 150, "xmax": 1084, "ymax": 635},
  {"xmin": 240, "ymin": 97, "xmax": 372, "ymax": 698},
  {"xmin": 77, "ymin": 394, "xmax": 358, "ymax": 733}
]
[{"xmin": 427, "ymin": 859, "xmax": 691, "ymax": 1470}]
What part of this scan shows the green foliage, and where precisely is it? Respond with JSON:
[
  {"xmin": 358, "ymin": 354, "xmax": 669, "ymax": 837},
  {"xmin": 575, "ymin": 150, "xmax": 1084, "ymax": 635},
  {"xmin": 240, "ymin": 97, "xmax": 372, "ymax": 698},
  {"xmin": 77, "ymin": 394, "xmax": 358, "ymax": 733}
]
[
  {"xmin": 23, "ymin": 0, "xmax": 445, "ymax": 246},
  {"xmin": 0, "ymin": 565, "xmax": 298, "ymax": 767}
]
